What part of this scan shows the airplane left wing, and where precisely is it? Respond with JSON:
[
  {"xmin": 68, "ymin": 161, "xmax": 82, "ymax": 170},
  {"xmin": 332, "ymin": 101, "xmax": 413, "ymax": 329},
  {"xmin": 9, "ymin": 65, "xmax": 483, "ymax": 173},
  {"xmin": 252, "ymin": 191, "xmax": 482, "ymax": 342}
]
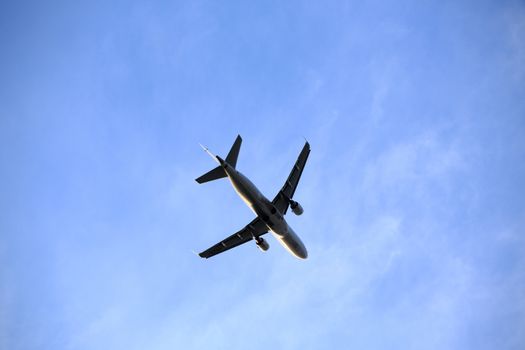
[{"xmin": 198, "ymin": 217, "xmax": 268, "ymax": 259}]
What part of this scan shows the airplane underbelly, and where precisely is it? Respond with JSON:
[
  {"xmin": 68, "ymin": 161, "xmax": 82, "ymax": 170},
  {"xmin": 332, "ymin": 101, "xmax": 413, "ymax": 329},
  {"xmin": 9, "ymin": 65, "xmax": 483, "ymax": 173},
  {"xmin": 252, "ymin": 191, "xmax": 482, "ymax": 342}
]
[{"xmin": 228, "ymin": 171, "xmax": 307, "ymax": 259}]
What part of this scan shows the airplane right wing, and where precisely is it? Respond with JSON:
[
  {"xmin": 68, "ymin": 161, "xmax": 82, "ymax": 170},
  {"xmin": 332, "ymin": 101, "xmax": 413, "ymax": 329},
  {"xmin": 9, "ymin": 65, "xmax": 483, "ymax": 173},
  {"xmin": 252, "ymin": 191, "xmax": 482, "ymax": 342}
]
[
  {"xmin": 198, "ymin": 217, "xmax": 268, "ymax": 259},
  {"xmin": 272, "ymin": 141, "xmax": 310, "ymax": 214}
]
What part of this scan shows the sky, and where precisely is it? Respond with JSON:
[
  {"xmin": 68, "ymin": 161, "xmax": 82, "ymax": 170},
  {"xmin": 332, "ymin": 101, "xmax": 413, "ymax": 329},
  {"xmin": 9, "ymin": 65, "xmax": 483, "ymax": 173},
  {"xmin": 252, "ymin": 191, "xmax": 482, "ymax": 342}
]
[{"xmin": 1, "ymin": 0, "xmax": 524, "ymax": 349}]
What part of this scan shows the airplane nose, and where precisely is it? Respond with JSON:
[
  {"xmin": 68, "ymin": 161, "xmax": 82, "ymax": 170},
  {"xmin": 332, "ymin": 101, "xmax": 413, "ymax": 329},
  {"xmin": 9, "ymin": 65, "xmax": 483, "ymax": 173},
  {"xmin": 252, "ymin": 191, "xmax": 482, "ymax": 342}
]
[{"xmin": 297, "ymin": 248, "xmax": 308, "ymax": 259}]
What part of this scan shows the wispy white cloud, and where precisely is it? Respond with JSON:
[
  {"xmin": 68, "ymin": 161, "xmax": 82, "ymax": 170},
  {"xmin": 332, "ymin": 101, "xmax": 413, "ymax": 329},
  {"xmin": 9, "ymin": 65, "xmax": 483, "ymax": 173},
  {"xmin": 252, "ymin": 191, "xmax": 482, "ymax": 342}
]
[{"xmin": 121, "ymin": 129, "xmax": 466, "ymax": 348}]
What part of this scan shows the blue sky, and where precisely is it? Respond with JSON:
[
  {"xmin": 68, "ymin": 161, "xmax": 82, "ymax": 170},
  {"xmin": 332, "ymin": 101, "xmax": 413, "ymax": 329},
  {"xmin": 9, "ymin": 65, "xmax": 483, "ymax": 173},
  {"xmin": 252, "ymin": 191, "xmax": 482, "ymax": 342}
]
[{"xmin": 1, "ymin": 0, "xmax": 524, "ymax": 349}]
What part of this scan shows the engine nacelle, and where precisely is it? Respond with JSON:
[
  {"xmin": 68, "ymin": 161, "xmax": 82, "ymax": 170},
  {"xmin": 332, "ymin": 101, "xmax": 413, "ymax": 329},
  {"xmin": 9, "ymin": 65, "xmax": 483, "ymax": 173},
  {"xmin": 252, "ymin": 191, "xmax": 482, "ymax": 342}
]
[
  {"xmin": 290, "ymin": 200, "xmax": 304, "ymax": 216},
  {"xmin": 255, "ymin": 237, "xmax": 269, "ymax": 252}
]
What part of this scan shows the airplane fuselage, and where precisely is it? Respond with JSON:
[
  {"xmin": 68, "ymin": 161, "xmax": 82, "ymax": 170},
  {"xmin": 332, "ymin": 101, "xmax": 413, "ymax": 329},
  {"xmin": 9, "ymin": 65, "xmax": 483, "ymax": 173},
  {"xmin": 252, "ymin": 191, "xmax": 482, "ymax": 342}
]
[{"xmin": 220, "ymin": 160, "xmax": 308, "ymax": 259}]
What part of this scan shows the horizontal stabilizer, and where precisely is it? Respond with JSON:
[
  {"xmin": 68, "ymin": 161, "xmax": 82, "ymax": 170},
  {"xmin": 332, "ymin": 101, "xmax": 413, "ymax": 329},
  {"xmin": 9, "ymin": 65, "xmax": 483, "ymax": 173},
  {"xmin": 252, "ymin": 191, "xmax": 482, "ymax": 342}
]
[
  {"xmin": 225, "ymin": 135, "xmax": 242, "ymax": 169},
  {"xmin": 195, "ymin": 165, "xmax": 227, "ymax": 184}
]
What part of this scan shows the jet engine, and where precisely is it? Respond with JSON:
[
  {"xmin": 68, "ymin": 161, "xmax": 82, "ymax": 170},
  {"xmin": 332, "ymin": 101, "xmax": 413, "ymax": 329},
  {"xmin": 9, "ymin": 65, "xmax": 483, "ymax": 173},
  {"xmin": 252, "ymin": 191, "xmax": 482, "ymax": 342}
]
[
  {"xmin": 290, "ymin": 200, "xmax": 304, "ymax": 215},
  {"xmin": 255, "ymin": 237, "xmax": 269, "ymax": 252}
]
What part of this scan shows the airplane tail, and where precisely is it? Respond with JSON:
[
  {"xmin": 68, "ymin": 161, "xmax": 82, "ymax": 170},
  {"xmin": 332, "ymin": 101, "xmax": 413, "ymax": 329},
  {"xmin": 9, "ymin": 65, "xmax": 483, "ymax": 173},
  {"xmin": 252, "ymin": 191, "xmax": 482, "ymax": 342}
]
[{"xmin": 195, "ymin": 135, "xmax": 242, "ymax": 184}]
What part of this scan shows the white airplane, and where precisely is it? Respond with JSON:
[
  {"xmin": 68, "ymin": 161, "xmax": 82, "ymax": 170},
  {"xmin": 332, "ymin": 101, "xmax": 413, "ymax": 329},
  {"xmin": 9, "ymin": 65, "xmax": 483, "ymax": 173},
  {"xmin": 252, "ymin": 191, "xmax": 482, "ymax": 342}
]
[{"xmin": 196, "ymin": 135, "xmax": 310, "ymax": 259}]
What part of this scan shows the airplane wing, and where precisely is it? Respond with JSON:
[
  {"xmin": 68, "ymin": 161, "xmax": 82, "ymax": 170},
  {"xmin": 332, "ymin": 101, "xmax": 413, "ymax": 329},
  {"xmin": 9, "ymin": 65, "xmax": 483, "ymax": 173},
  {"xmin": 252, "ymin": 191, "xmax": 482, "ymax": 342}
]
[
  {"xmin": 198, "ymin": 217, "xmax": 268, "ymax": 258},
  {"xmin": 272, "ymin": 141, "xmax": 310, "ymax": 214}
]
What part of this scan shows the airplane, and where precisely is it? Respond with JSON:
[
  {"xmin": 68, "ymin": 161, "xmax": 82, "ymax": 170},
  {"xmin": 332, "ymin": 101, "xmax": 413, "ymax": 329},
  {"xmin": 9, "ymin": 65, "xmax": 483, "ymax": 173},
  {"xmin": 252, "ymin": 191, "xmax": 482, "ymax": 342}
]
[{"xmin": 195, "ymin": 135, "xmax": 310, "ymax": 259}]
